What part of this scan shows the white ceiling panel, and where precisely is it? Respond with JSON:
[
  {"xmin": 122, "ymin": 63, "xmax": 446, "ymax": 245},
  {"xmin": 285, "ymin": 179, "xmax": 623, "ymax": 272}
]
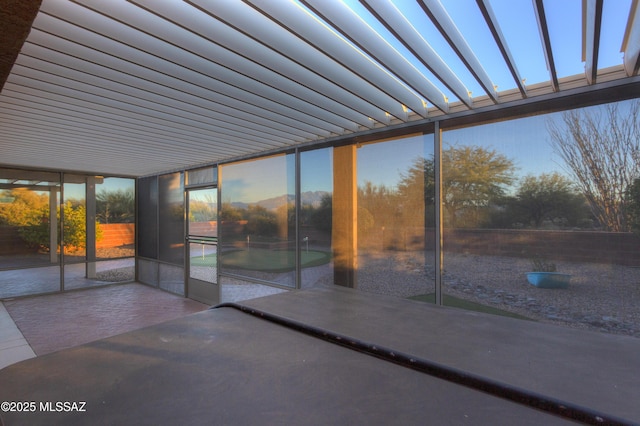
[
  {"xmin": 0, "ymin": 0, "xmax": 637, "ymax": 177},
  {"xmin": 72, "ymin": 0, "xmax": 393, "ymax": 124},
  {"xmin": 27, "ymin": 24, "xmax": 356, "ymax": 134},
  {"xmin": 21, "ymin": 38, "xmax": 336, "ymax": 138}
]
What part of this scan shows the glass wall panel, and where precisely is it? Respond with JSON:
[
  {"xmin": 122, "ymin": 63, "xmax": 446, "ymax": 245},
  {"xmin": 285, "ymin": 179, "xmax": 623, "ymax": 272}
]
[
  {"xmin": 441, "ymin": 99, "xmax": 640, "ymax": 338},
  {"xmin": 356, "ymin": 135, "xmax": 436, "ymax": 299},
  {"xmin": 220, "ymin": 154, "xmax": 296, "ymax": 287},
  {"xmin": 0, "ymin": 169, "xmax": 60, "ymax": 269},
  {"xmin": 61, "ymin": 175, "xmax": 86, "ymax": 265},
  {"xmin": 91, "ymin": 177, "xmax": 135, "ymax": 283},
  {"xmin": 137, "ymin": 176, "xmax": 158, "ymax": 259},
  {"xmin": 187, "ymin": 186, "xmax": 218, "ymax": 304},
  {"xmin": 158, "ymin": 172, "xmax": 184, "ymax": 265},
  {"xmin": 1, "ymin": 169, "xmax": 137, "ymax": 297},
  {"xmin": 299, "ymin": 148, "xmax": 334, "ymax": 288},
  {"xmin": 0, "ymin": 169, "xmax": 61, "ymax": 297},
  {"xmin": 96, "ymin": 177, "xmax": 135, "ymax": 259},
  {"xmin": 63, "ymin": 175, "xmax": 130, "ymax": 290},
  {"xmin": 62, "ymin": 175, "xmax": 91, "ymax": 291}
]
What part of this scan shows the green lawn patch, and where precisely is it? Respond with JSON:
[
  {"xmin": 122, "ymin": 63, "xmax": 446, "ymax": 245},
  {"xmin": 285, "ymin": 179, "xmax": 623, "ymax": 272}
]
[
  {"xmin": 409, "ymin": 293, "xmax": 531, "ymax": 320},
  {"xmin": 189, "ymin": 254, "xmax": 217, "ymax": 267},
  {"xmin": 198, "ymin": 248, "xmax": 331, "ymax": 273}
]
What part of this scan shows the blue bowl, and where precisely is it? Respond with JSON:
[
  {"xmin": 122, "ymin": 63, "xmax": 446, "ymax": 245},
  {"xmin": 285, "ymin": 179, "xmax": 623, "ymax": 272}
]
[{"xmin": 525, "ymin": 272, "xmax": 571, "ymax": 289}]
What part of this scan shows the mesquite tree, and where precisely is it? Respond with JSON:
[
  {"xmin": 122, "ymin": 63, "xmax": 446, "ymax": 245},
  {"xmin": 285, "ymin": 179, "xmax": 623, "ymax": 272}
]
[
  {"xmin": 441, "ymin": 145, "xmax": 516, "ymax": 227},
  {"xmin": 547, "ymin": 100, "xmax": 640, "ymax": 232}
]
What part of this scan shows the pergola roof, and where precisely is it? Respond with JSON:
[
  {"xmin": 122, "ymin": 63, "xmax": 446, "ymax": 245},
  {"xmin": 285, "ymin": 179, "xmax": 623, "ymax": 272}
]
[{"xmin": 1, "ymin": 0, "xmax": 639, "ymax": 177}]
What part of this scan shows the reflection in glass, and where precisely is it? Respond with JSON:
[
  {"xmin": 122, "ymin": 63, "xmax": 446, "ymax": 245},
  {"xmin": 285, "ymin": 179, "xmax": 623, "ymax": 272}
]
[
  {"xmin": 96, "ymin": 177, "xmax": 135, "ymax": 260},
  {"xmin": 63, "ymin": 175, "xmax": 134, "ymax": 290},
  {"xmin": 441, "ymin": 99, "xmax": 640, "ymax": 338},
  {"xmin": 356, "ymin": 135, "xmax": 435, "ymax": 299},
  {"xmin": 0, "ymin": 170, "xmax": 136, "ymax": 296},
  {"xmin": 138, "ymin": 176, "xmax": 158, "ymax": 259},
  {"xmin": 300, "ymin": 148, "xmax": 334, "ymax": 288},
  {"xmin": 0, "ymin": 169, "xmax": 61, "ymax": 297},
  {"xmin": 158, "ymin": 172, "xmax": 185, "ymax": 265},
  {"xmin": 0, "ymin": 169, "xmax": 60, "ymax": 270},
  {"xmin": 188, "ymin": 187, "xmax": 217, "ymax": 284},
  {"xmin": 61, "ymin": 176, "xmax": 86, "ymax": 263},
  {"xmin": 220, "ymin": 154, "xmax": 296, "ymax": 287},
  {"xmin": 90, "ymin": 177, "xmax": 135, "ymax": 284}
]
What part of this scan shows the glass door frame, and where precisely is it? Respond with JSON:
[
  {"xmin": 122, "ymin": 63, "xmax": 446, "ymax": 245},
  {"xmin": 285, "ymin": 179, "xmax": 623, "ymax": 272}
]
[{"xmin": 185, "ymin": 186, "xmax": 219, "ymax": 305}]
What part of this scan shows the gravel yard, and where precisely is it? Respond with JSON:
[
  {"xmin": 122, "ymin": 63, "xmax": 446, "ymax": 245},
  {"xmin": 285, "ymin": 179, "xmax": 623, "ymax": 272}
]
[{"xmin": 354, "ymin": 251, "xmax": 640, "ymax": 338}]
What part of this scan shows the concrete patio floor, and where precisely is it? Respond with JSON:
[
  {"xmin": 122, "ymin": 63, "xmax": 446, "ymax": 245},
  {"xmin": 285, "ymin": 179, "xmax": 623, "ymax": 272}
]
[
  {"xmin": 1, "ymin": 286, "xmax": 639, "ymax": 424},
  {"xmin": 0, "ymin": 283, "xmax": 208, "ymax": 369},
  {"xmin": 0, "ymin": 302, "xmax": 35, "ymax": 370}
]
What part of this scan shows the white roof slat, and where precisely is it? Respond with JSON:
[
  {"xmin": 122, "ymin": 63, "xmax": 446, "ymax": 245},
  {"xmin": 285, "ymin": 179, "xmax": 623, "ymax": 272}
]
[
  {"xmin": 24, "ymin": 32, "xmax": 338, "ymax": 139},
  {"xmin": 8, "ymin": 66, "xmax": 291, "ymax": 149},
  {"xmin": 176, "ymin": 0, "xmax": 404, "ymax": 121},
  {"xmin": 532, "ymin": 0, "xmax": 559, "ymax": 91},
  {"xmin": 0, "ymin": 0, "xmax": 637, "ymax": 177},
  {"xmin": 17, "ymin": 48, "xmax": 320, "ymax": 142},
  {"xmin": 475, "ymin": 0, "xmax": 527, "ymax": 97},
  {"xmin": 2, "ymin": 84, "xmax": 262, "ymax": 155},
  {"xmin": 582, "ymin": 0, "xmax": 604, "ymax": 84},
  {"xmin": 36, "ymin": 1, "xmax": 368, "ymax": 131},
  {"xmin": 29, "ymin": 23, "xmax": 355, "ymax": 136},
  {"xmin": 0, "ymin": 95, "xmax": 241, "ymax": 157},
  {"xmin": 245, "ymin": 0, "xmax": 432, "ymax": 116},
  {"xmin": 298, "ymin": 0, "xmax": 445, "ymax": 113},
  {"xmin": 417, "ymin": 0, "xmax": 499, "ymax": 102},
  {"xmin": 0, "ymin": 114, "xmax": 214, "ymax": 162},
  {"xmin": 0, "ymin": 130, "xmax": 186, "ymax": 175},
  {"xmin": 0, "ymin": 120, "xmax": 210, "ymax": 168},
  {"xmin": 0, "ymin": 108, "xmax": 261, "ymax": 171},
  {"xmin": 360, "ymin": 0, "xmax": 469, "ymax": 108},
  {"xmin": 67, "ymin": 0, "xmax": 391, "ymax": 125},
  {"xmin": 622, "ymin": 0, "xmax": 640, "ymax": 76}
]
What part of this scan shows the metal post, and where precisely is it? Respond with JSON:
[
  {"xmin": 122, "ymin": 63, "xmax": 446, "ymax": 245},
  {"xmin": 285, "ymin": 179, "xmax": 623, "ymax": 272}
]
[
  {"xmin": 295, "ymin": 149, "xmax": 301, "ymax": 289},
  {"xmin": 434, "ymin": 122, "xmax": 443, "ymax": 306},
  {"xmin": 86, "ymin": 176, "xmax": 97, "ymax": 279}
]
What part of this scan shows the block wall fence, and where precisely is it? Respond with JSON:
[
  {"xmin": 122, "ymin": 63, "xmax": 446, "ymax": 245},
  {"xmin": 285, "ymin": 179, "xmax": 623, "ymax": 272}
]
[{"xmin": 3, "ymin": 224, "xmax": 639, "ymax": 266}]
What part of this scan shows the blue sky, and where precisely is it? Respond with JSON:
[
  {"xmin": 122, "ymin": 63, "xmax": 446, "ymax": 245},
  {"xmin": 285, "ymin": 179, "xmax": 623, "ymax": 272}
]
[
  {"xmin": 356, "ymin": 114, "xmax": 572, "ymax": 192},
  {"xmin": 63, "ymin": 177, "xmax": 135, "ymax": 201},
  {"xmin": 357, "ymin": 135, "xmax": 428, "ymax": 188}
]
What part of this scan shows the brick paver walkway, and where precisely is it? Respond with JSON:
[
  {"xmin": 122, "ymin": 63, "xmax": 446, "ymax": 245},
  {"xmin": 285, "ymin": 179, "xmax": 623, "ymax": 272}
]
[{"xmin": 4, "ymin": 283, "xmax": 208, "ymax": 355}]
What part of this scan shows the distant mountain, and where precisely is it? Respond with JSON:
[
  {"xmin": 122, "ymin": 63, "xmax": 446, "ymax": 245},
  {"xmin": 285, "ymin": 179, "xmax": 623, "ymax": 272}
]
[
  {"xmin": 302, "ymin": 191, "xmax": 330, "ymax": 207},
  {"xmin": 230, "ymin": 191, "xmax": 330, "ymax": 210},
  {"xmin": 260, "ymin": 191, "xmax": 330, "ymax": 209},
  {"xmin": 257, "ymin": 194, "xmax": 295, "ymax": 210}
]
